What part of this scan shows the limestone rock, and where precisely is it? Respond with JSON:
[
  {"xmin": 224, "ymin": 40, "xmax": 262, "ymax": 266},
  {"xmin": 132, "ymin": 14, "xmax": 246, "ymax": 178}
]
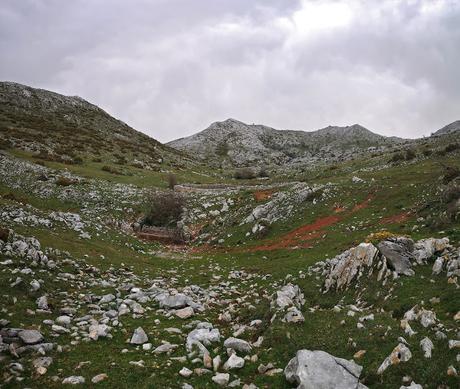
[
  {"xmin": 378, "ymin": 238, "xmax": 415, "ymax": 276},
  {"xmin": 130, "ymin": 327, "xmax": 148, "ymax": 344},
  {"xmin": 223, "ymin": 354, "xmax": 245, "ymax": 370},
  {"xmin": 377, "ymin": 343, "xmax": 412, "ymax": 374},
  {"xmin": 212, "ymin": 373, "xmax": 230, "ymax": 386},
  {"xmin": 223, "ymin": 337, "xmax": 252, "ymax": 354},
  {"xmin": 285, "ymin": 349, "xmax": 367, "ymax": 389},
  {"xmin": 62, "ymin": 376, "xmax": 85, "ymax": 385},
  {"xmin": 18, "ymin": 329, "xmax": 44, "ymax": 345}
]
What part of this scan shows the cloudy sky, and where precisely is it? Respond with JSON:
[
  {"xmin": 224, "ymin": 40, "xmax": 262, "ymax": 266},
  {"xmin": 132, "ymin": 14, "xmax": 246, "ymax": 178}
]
[{"xmin": 1, "ymin": 0, "xmax": 459, "ymax": 142}]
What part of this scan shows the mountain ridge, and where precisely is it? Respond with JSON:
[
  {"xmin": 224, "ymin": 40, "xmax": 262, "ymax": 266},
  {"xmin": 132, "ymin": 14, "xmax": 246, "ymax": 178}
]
[{"xmin": 168, "ymin": 118, "xmax": 405, "ymax": 167}]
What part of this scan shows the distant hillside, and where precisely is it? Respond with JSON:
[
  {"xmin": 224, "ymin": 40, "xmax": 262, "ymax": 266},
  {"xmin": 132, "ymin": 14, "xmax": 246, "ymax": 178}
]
[
  {"xmin": 0, "ymin": 81, "xmax": 193, "ymax": 169},
  {"xmin": 433, "ymin": 120, "xmax": 460, "ymax": 136},
  {"xmin": 168, "ymin": 118, "xmax": 404, "ymax": 167}
]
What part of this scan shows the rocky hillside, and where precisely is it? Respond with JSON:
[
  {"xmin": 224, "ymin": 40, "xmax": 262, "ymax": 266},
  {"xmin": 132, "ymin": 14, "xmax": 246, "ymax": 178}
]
[
  {"xmin": 0, "ymin": 82, "xmax": 194, "ymax": 170},
  {"xmin": 168, "ymin": 118, "xmax": 405, "ymax": 167},
  {"xmin": 433, "ymin": 120, "xmax": 460, "ymax": 136}
]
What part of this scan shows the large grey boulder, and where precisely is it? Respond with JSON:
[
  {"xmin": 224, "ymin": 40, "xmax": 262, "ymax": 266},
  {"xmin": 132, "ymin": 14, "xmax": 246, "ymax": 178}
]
[
  {"xmin": 186, "ymin": 325, "xmax": 220, "ymax": 352},
  {"xmin": 285, "ymin": 350, "xmax": 367, "ymax": 389},
  {"xmin": 377, "ymin": 238, "xmax": 415, "ymax": 276},
  {"xmin": 18, "ymin": 329, "xmax": 44, "ymax": 345},
  {"xmin": 223, "ymin": 337, "xmax": 252, "ymax": 354}
]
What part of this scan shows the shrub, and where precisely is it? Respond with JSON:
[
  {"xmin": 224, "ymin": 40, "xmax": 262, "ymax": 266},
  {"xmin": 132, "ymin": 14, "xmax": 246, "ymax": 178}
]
[
  {"xmin": 254, "ymin": 220, "xmax": 271, "ymax": 239},
  {"xmin": 442, "ymin": 184, "xmax": 460, "ymax": 204},
  {"xmin": 167, "ymin": 173, "xmax": 177, "ymax": 189},
  {"xmin": 234, "ymin": 167, "xmax": 257, "ymax": 180},
  {"xmin": 258, "ymin": 167, "xmax": 270, "ymax": 178},
  {"xmin": 389, "ymin": 152, "xmax": 404, "ymax": 163},
  {"xmin": 442, "ymin": 165, "xmax": 460, "ymax": 184},
  {"xmin": 102, "ymin": 165, "xmax": 122, "ymax": 175},
  {"xmin": 0, "ymin": 228, "xmax": 9, "ymax": 242},
  {"xmin": 422, "ymin": 148, "xmax": 432, "ymax": 156},
  {"xmin": 405, "ymin": 149, "xmax": 416, "ymax": 160},
  {"xmin": 56, "ymin": 176, "xmax": 75, "ymax": 186},
  {"xmin": 73, "ymin": 156, "xmax": 83, "ymax": 164},
  {"xmin": 445, "ymin": 143, "xmax": 459, "ymax": 153},
  {"xmin": 143, "ymin": 192, "xmax": 184, "ymax": 227}
]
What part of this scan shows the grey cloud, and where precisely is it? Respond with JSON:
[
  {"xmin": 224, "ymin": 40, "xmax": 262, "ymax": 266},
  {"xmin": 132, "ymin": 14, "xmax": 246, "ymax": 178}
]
[{"xmin": 0, "ymin": 0, "xmax": 459, "ymax": 142}]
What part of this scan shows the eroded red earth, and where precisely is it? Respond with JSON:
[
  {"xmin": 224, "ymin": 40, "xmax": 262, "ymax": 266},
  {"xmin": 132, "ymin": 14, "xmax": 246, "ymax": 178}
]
[{"xmin": 168, "ymin": 192, "xmax": 396, "ymax": 254}]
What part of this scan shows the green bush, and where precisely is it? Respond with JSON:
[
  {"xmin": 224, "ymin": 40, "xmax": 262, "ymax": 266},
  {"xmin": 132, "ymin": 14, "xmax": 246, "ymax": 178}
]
[
  {"xmin": 234, "ymin": 167, "xmax": 257, "ymax": 179},
  {"xmin": 143, "ymin": 192, "xmax": 184, "ymax": 227},
  {"xmin": 445, "ymin": 143, "xmax": 459, "ymax": 153},
  {"xmin": 56, "ymin": 176, "xmax": 75, "ymax": 186},
  {"xmin": 389, "ymin": 152, "xmax": 404, "ymax": 163},
  {"xmin": 405, "ymin": 149, "xmax": 416, "ymax": 160},
  {"xmin": 102, "ymin": 165, "xmax": 122, "ymax": 175}
]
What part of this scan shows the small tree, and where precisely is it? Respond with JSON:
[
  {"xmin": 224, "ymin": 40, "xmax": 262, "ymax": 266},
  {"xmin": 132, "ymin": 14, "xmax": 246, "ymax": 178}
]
[{"xmin": 143, "ymin": 192, "xmax": 184, "ymax": 227}]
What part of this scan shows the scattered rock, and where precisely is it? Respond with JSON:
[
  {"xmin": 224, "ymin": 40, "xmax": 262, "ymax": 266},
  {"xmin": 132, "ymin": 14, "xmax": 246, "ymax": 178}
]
[
  {"xmin": 62, "ymin": 376, "xmax": 85, "ymax": 385},
  {"xmin": 130, "ymin": 327, "xmax": 148, "ymax": 345},
  {"xmin": 224, "ymin": 337, "xmax": 252, "ymax": 354},
  {"xmin": 212, "ymin": 373, "xmax": 230, "ymax": 386},
  {"xmin": 377, "ymin": 343, "xmax": 412, "ymax": 374},
  {"xmin": 91, "ymin": 373, "xmax": 108, "ymax": 384}
]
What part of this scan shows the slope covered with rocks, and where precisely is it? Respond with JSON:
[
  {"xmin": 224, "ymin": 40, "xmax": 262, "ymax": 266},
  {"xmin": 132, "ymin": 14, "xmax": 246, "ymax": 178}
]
[{"xmin": 0, "ymin": 82, "xmax": 196, "ymax": 171}]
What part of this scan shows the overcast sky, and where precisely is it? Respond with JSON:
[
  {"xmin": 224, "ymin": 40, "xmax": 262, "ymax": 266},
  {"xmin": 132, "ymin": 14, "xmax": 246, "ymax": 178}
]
[{"xmin": 1, "ymin": 0, "xmax": 459, "ymax": 142}]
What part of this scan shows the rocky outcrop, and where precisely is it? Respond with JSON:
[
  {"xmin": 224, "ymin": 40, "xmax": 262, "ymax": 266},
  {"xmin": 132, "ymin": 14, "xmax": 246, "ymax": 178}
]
[{"xmin": 310, "ymin": 236, "xmax": 452, "ymax": 292}]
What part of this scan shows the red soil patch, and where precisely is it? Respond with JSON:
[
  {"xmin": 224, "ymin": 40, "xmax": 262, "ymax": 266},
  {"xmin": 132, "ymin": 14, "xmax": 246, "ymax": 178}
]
[
  {"xmin": 253, "ymin": 189, "xmax": 274, "ymax": 202},
  {"xmin": 244, "ymin": 214, "xmax": 340, "ymax": 252},
  {"xmin": 379, "ymin": 212, "xmax": 411, "ymax": 225},
  {"xmin": 136, "ymin": 231, "xmax": 178, "ymax": 244},
  {"xmin": 333, "ymin": 205, "xmax": 346, "ymax": 213},
  {"xmin": 352, "ymin": 193, "xmax": 374, "ymax": 212}
]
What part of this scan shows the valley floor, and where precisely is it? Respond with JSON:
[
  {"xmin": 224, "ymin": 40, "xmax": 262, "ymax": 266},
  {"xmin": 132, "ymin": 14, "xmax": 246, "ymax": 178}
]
[{"xmin": 0, "ymin": 149, "xmax": 459, "ymax": 389}]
